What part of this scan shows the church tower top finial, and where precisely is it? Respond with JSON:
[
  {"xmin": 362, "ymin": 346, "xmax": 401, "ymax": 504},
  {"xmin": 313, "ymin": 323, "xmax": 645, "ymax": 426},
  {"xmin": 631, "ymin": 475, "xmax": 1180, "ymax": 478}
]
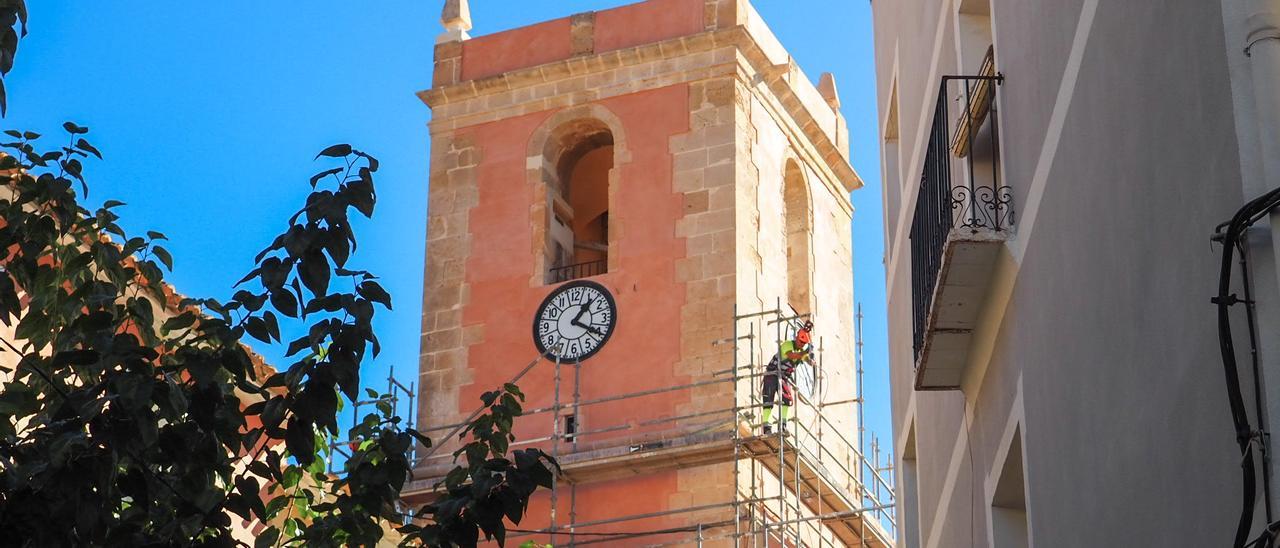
[{"xmin": 439, "ymin": 0, "xmax": 472, "ymax": 43}]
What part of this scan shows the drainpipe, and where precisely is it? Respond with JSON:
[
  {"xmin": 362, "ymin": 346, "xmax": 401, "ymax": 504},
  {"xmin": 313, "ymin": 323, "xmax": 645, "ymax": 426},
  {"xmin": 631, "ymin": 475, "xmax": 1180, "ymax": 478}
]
[
  {"xmin": 1241, "ymin": 0, "xmax": 1280, "ymax": 515},
  {"xmin": 1245, "ymin": 4, "xmax": 1280, "ymax": 192}
]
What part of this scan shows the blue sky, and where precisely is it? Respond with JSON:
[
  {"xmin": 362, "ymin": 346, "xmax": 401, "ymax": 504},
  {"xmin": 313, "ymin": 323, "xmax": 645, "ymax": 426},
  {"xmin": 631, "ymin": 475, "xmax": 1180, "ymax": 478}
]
[{"xmin": 7, "ymin": 1, "xmax": 892, "ymax": 466}]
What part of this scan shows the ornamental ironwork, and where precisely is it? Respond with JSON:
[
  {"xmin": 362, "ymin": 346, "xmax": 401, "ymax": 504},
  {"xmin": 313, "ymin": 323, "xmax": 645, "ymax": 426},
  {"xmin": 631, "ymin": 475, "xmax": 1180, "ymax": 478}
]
[{"xmin": 953, "ymin": 183, "xmax": 1014, "ymax": 231}]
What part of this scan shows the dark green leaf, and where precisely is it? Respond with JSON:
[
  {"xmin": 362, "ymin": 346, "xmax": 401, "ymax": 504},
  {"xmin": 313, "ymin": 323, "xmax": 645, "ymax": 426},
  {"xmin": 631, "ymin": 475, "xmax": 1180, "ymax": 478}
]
[
  {"xmin": 286, "ymin": 417, "xmax": 316, "ymax": 465},
  {"xmin": 232, "ymin": 290, "xmax": 268, "ymax": 312},
  {"xmin": 74, "ymin": 138, "xmax": 101, "ymax": 159},
  {"xmin": 357, "ymin": 280, "xmax": 392, "ymax": 310},
  {"xmin": 315, "ymin": 144, "xmax": 352, "ymax": 159},
  {"xmin": 298, "ymin": 249, "xmax": 329, "ymax": 297},
  {"xmin": 354, "ymin": 149, "xmax": 379, "ymax": 172},
  {"xmin": 262, "ymin": 310, "xmax": 280, "ymax": 342},
  {"xmin": 62, "ymin": 158, "xmax": 82, "ymax": 183},
  {"xmin": 284, "ymin": 336, "xmax": 311, "ymax": 358},
  {"xmin": 309, "ymin": 167, "xmax": 343, "ymax": 188},
  {"xmin": 225, "ymin": 493, "xmax": 252, "ymax": 521},
  {"xmin": 62, "ymin": 121, "xmax": 88, "ymax": 134},
  {"xmin": 262, "ymin": 373, "xmax": 287, "ymax": 390},
  {"xmin": 162, "ymin": 311, "xmax": 197, "ymax": 332},
  {"xmin": 255, "ymin": 526, "xmax": 280, "ymax": 548},
  {"xmin": 270, "ymin": 287, "xmax": 299, "ymax": 318},
  {"xmin": 152, "ymin": 246, "xmax": 173, "ymax": 271},
  {"xmin": 245, "ymin": 316, "xmax": 271, "ymax": 344},
  {"xmin": 51, "ymin": 349, "xmax": 98, "ymax": 367},
  {"xmin": 407, "ymin": 428, "xmax": 433, "ymax": 449}
]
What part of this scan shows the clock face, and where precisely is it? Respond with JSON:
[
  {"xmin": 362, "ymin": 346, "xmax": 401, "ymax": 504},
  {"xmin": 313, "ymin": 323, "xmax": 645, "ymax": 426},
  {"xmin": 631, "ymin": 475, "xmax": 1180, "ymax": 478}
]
[{"xmin": 532, "ymin": 280, "xmax": 617, "ymax": 363}]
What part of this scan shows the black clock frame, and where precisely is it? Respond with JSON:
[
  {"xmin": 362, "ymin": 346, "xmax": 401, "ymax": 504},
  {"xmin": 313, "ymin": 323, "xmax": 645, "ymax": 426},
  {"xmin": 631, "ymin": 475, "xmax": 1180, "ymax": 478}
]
[{"xmin": 532, "ymin": 279, "xmax": 618, "ymax": 363}]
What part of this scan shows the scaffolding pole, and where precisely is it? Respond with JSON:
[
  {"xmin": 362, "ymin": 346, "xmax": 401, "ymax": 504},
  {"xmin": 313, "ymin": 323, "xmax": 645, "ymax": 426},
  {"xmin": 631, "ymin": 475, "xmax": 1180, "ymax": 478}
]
[
  {"xmin": 857, "ymin": 303, "xmax": 866, "ymax": 545},
  {"xmin": 550, "ymin": 354, "xmax": 562, "ymax": 547}
]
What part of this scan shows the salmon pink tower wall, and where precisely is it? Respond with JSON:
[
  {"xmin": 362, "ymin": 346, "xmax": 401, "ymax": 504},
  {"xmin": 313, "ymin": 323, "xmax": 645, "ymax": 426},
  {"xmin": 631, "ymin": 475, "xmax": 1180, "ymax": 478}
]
[{"xmin": 413, "ymin": 0, "xmax": 870, "ymax": 545}]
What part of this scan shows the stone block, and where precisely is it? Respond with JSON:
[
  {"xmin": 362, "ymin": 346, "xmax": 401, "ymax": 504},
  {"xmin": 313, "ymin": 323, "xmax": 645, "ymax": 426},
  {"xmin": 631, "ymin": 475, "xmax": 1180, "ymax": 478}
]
[
  {"xmin": 712, "ymin": 229, "xmax": 735, "ymax": 253},
  {"xmin": 708, "ymin": 186, "xmax": 734, "ymax": 210},
  {"xmin": 688, "ymin": 278, "xmax": 719, "ymax": 301},
  {"xmin": 695, "ymin": 208, "xmax": 734, "ymax": 234},
  {"xmin": 671, "ymin": 129, "xmax": 706, "ymax": 153},
  {"xmin": 706, "ymin": 142, "xmax": 734, "ymax": 166},
  {"xmin": 433, "ymin": 308, "xmax": 463, "ymax": 332},
  {"xmin": 426, "ymin": 216, "xmax": 449, "ymax": 241},
  {"xmin": 425, "ymin": 284, "xmax": 461, "ymax": 310},
  {"xmin": 704, "ymin": 123, "xmax": 736, "ymax": 146},
  {"xmin": 691, "ymin": 108, "xmax": 719, "ymax": 130},
  {"xmin": 531, "ymin": 83, "xmax": 557, "ymax": 100},
  {"xmin": 684, "ymin": 189, "xmax": 710, "ymax": 216},
  {"xmin": 433, "ymin": 58, "xmax": 460, "ymax": 88},
  {"xmin": 671, "ymin": 163, "xmax": 707, "ymax": 190},
  {"xmin": 703, "ymin": 2, "xmax": 719, "ymax": 31},
  {"xmin": 675, "ymin": 256, "xmax": 704, "ymax": 283},
  {"xmin": 716, "ymin": 274, "xmax": 735, "ymax": 297},
  {"xmin": 702, "ymin": 249, "xmax": 735, "ymax": 277},
  {"xmin": 680, "ymin": 302, "xmax": 708, "ymax": 326},
  {"xmin": 704, "ymin": 79, "xmax": 734, "ymax": 107},
  {"xmin": 585, "ymin": 70, "xmax": 613, "ymax": 89},
  {"xmin": 702, "ymin": 163, "xmax": 735, "ymax": 190},
  {"xmin": 673, "ymin": 150, "xmax": 707, "ymax": 172},
  {"xmin": 435, "ymin": 40, "xmax": 463, "ymax": 61},
  {"xmin": 686, "ymin": 233, "xmax": 715, "ymax": 255},
  {"xmin": 639, "ymin": 46, "xmax": 665, "ymax": 64}
]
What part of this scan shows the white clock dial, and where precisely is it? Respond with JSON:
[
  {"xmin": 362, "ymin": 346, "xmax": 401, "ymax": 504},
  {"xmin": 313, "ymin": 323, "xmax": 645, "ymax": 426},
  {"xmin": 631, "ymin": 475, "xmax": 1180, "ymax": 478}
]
[{"xmin": 533, "ymin": 280, "xmax": 617, "ymax": 363}]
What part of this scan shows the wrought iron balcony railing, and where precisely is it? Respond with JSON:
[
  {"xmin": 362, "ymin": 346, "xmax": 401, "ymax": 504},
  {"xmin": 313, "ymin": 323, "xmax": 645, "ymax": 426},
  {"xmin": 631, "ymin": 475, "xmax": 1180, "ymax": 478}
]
[{"xmin": 909, "ymin": 71, "xmax": 1010, "ymax": 360}]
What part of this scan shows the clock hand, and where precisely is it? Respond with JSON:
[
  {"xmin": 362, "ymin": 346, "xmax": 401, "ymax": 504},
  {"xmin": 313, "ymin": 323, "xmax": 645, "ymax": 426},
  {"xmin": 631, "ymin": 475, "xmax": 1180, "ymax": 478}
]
[
  {"xmin": 568, "ymin": 317, "xmax": 606, "ymax": 336},
  {"xmin": 573, "ymin": 298, "xmax": 595, "ymax": 324}
]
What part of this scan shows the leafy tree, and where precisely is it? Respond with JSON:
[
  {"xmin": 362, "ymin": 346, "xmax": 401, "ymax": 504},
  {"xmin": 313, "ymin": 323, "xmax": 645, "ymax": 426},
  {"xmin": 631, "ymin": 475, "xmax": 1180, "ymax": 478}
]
[
  {"xmin": 401, "ymin": 383, "xmax": 557, "ymax": 546},
  {"xmin": 0, "ymin": 0, "xmax": 25, "ymax": 115},
  {"xmin": 0, "ymin": 124, "xmax": 557, "ymax": 547}
]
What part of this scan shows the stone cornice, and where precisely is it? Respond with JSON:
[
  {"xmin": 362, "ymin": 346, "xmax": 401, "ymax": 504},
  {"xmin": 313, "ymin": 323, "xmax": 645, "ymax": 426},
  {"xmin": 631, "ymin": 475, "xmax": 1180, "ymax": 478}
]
[{"xmin": 418, "ymin": 25, "xmax": 863, "ymax": 196}]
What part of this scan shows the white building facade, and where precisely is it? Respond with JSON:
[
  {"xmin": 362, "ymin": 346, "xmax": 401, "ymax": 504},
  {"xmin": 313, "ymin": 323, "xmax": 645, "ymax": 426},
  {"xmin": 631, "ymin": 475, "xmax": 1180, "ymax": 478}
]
[{"xmin": 873, "ymin": 0, "xmax": 1280, "ymax": 546}]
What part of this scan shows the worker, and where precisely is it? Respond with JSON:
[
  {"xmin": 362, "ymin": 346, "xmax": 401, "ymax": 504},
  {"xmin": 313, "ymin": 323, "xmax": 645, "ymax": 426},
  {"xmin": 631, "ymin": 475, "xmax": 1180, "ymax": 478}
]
[{"xmin": 761, "ymin": 321, "xmax": 814, "ymax": 435}]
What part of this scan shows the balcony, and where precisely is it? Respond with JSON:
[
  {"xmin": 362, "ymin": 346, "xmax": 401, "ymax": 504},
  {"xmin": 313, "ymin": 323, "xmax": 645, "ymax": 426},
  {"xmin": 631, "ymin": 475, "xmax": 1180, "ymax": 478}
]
[{"xmin": 909, "ymin": 70, "xmax": 1012, "ymax": 390}]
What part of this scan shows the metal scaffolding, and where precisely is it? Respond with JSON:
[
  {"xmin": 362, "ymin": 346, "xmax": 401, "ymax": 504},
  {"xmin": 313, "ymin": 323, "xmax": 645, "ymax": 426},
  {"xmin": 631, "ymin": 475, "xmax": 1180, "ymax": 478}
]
[
  {"xmin": 326, "ymin": 364, "xmax": 419, "ymax": 476},
  {"xmin": 405, "ymin": 300, "xmax": 896, "ymax": 547}
]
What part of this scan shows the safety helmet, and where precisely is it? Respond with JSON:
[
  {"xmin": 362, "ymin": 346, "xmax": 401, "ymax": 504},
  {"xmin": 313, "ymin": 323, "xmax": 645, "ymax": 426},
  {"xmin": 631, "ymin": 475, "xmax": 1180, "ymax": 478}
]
[{"xmin": 795, "ymin": 329, "xmax": 811, "ymax": 346}]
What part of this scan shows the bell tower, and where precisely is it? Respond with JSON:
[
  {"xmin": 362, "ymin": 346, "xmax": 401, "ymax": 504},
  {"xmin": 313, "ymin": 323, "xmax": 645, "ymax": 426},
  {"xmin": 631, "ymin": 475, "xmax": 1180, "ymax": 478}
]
[{"xmin": 411, "ymin": 0, "xmax": 892, "ymax": 545}]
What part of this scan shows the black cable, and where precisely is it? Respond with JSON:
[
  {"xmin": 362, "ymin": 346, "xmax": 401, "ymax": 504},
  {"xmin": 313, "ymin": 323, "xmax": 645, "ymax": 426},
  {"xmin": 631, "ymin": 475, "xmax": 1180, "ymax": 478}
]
[
  {"xmin": 1237, "ymin": 239, "xmax": 1274, "ymax": 523},
  {"xmin": 1214, "ymin": 186, "xmax": 1280, "ymax": 547},
  {"xmin": 1246, "ymin": 519, "xmax": 1280, "ymax": 548}
]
